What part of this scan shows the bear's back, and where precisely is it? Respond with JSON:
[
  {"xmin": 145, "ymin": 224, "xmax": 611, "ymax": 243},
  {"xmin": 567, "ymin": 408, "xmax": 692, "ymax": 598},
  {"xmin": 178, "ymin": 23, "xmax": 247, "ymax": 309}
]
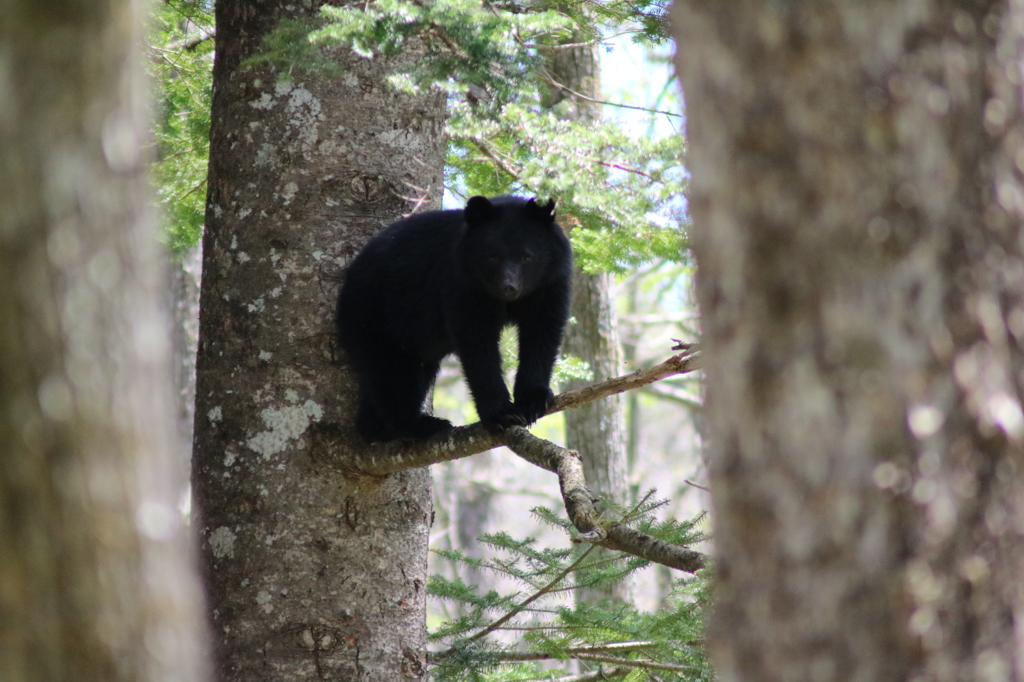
[{"xmin": 337, "ymin": 208, "xmax": 465, "ymax": 360}]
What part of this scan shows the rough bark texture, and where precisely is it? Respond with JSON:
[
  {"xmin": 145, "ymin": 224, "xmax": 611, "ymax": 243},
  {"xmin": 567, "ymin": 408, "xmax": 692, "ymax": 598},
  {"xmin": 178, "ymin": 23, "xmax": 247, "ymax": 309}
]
[
  {"xmin": 191, "ymin": 1, "xmax": 446, "ymax": 680},
  {"xmin": 0, "ymin": 1, "xmax": 210, "ymax": 681},
  {"xmin": 673, "ymin": 2, "xmax": 1024, "ymax": 681}
]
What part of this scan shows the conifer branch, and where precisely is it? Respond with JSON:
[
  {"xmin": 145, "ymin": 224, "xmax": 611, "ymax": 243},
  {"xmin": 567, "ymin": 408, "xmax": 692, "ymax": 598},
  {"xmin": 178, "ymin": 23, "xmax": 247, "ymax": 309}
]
[
  {"xmin": 453, "ymin": 643, "xmax": 699, "ymax": 675},
  {"xmin": 575, "ymin": 653, "xmax": 698, "ymax": 673},
  {"xmin": 431, "ymin": 545, "xmax": 600, "ymax": 661},
  {"xmin": 488, "ymin": 641, "xmax": 659, "ymax": 659},
  {"xmin": 502, "ymin": 426, "xmax": 706, "ymax": 574},
  {"xmin": 527, "ymin": 668, "xmax": 632, "ymax": 682}
]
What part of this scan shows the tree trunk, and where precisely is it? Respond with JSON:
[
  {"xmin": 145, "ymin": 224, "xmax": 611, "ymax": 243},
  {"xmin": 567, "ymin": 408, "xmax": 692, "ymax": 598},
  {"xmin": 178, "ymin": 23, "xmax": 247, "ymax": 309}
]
[
  {"xmin": 673, "ymin": 2, "xmax": 1024, "ymax": 680},
  {"xmin": 563, "ymin": 272, "xmax": 629, "ymax": 498},
  {"xmin": 0, "ymin": 1, "xmax": 209, "ymax": 681},
  {"xmin": 168, "ymin": 245, "xmax": 202, "ymax": 466},
  {"xmin": 191, "ymin": 2, "xmax": 446, "ymax": 680},
  {"xmin": 543, "ymin": 35, "xmax": 631, "ymax": 603},
  {"xmin": 544, "ymin": 31, "xmax": 628, "ymax": 505}
]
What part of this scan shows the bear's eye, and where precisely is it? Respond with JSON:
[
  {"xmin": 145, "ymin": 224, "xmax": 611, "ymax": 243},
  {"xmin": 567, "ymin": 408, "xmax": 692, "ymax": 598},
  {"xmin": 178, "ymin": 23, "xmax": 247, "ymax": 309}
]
[{"xmin": 522, "ymin": 253, "xmax": 534, "ymax": 263}]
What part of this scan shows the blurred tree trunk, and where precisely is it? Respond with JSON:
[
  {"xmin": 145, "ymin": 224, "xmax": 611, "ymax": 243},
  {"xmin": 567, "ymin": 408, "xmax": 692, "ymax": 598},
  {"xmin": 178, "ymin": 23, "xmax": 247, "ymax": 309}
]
[
  {"xmin": 543, "ymin": 34, "xmax": 630, "ymax": 603},
  {"xmin": 191, "ymin": 1, "xmax": 445, "ymax": 679},
  {"xmin": 168, "ymin": 245, "xmax": 202, "ymax": 465},
  {"xmin": 433, "ymin": 455, "xmax": 499, "ymax": 606},
  {"xmin": 563, "ymin": 272, "xmax": 628, "ymax": 498},
  {"xmin": 0, "ymin": 1, "xmax": 209, "ymax": 681},
  {"xmin": 673, "ymin": 2, "xmax": 1024, "ymax": 680},
  {"xmin": 544, "ymin": 31, "xmax": 628, "ymax": 507}
]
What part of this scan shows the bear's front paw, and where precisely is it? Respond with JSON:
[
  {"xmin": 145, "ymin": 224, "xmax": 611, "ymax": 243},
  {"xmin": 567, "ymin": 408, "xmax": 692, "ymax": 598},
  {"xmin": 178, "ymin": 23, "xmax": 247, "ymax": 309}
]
[
  {"xmin": 480, "ymin": 401, "xmax": 528, "ymax": 432},
  {"xmin": 513, "ymin": 387, "xmax": 555, "ymax": 426}
]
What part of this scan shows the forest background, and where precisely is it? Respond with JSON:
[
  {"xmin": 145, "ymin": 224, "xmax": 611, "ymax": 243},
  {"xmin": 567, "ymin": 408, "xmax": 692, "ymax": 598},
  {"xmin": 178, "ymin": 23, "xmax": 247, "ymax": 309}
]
[
  {"xmin": 4, "ymin": 1, "xmax": 1024, "ymax": 682},
  {"xmin": 149, "ymin": 0, "xmax": 712, "ymax": 678}
]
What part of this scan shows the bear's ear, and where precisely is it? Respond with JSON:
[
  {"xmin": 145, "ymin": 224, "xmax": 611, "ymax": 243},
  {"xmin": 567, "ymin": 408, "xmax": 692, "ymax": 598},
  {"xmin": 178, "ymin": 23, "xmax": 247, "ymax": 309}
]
[
  {"xmin": 465, "ymin": 196, "xmax": 499, "ymax": 228},
  {"xmin": 525, "ymin": 197, "xmax": 557, "ymax": 224}
]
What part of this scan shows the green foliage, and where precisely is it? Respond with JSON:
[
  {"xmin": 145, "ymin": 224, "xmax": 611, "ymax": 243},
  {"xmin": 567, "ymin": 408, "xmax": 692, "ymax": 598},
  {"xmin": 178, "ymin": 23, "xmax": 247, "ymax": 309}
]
[
  {"xmin": 252, "ymin": 0, "xmax": 689, "ymax": 271},
  {"xmin": 428, "ymin": 495, "xmax": 711, "ymax": 681},
  {"xmin": 555, "ymin": 353, "xmax": 593, "ymax": 383},
  {"xmin": 314, "ymin": 0, "xmax": 568, "ymax": 109},
  {"xmin": 147, "ymin": 0, "xmax": 214, "ymax": 256},
  {"xmin": 496, "ymin": 325, "xmax": 592, "ymax": 383},
  {"xmin": 448, "ymin": 101, "xmax": 686, "ymax": 271}
]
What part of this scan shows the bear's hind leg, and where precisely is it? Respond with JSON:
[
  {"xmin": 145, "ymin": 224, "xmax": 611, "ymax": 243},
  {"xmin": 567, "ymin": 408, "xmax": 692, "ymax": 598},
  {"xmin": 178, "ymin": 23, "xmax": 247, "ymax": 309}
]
[
  {"xmin": 357, "ymin": 355, "xmax": 450, "ymax": 441},
  {"xmin": 405, "ymin": 358, "xmax": 452, "ymax": 438}
]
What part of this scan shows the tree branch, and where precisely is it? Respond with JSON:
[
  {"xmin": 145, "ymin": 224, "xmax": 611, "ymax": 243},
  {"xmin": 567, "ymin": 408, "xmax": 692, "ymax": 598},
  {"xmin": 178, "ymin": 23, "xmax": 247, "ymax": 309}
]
[
  {"xmin": 502, "ymin": 427, "xmax": 706, "ymax": 574},
  {"xmin": 518, "ymin": 667, "xmax": 632, "ymax": 682},
  {"xmin": 537, "ymin": 70, "xmax": 684, "ymax": 119},
  {"xmin": 313, "ymin": 347, "xmax": 701, "ymax": 476},
  {"xmin": 311, "ymin": 347, "xmax": 706, "ymax": 573},
  {"xmin": 550, "ymin": 346, "xmax": 700, "ymax": 414},
  {"xmin": 471, "ymin": 641, "xmax": 698, "ymax": 673}
]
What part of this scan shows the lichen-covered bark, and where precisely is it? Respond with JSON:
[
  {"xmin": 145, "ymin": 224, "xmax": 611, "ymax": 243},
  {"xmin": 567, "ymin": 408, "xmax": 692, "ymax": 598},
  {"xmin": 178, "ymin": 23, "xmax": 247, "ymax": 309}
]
[
  {"xmin": 192, "ymin": 1, "xmax": 445, "ymax": 680},
  {"xmin": 673, "ymin": 2, "xmax": 1024, "ymax": 680},
  {"xmin": 0, "ymin": 1, "xmax": 209, "ymax": 680}
]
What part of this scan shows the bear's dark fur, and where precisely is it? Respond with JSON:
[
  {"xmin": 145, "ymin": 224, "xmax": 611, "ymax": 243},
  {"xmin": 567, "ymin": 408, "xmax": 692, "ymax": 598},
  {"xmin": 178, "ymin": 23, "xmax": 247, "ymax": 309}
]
[{"xmin": 336, "ymin": 195, "xmax": 572, "ymax": 441}]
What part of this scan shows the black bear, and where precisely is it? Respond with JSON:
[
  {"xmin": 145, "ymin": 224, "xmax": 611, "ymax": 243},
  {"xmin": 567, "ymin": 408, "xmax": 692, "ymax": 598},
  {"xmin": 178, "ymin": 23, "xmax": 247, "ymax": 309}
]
[{"xmin": 337, "ymin": 195, "xmax": 572, "ymax": 441}]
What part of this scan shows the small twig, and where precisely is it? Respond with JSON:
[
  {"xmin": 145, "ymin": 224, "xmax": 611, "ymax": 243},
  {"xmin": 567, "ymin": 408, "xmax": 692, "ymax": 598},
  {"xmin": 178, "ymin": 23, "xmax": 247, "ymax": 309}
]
[
  {"xmin": 538, "ymin": 71, "xmax": 683, "ymax": 119},
  {"xmin": 527, "ymin": 29, "xmax": 641, "ymax": 52},
  {"xmin": 597, "ymin": 160, "xmax": 658, "ymax": 182},
  {"xmin": 470, "ymin": 138, "xmax": 521, "ymax": 182},
  {"xmin": 483, "ymin": 641, "xmax": 658, "ymax": 661}
]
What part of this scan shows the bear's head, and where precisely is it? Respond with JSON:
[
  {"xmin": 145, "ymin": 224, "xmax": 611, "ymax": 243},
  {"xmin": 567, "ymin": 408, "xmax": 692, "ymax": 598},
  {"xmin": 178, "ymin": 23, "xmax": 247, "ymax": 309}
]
[{"xmin": 456, "ymin": 196, "xmax": 568, "ymax": 302}]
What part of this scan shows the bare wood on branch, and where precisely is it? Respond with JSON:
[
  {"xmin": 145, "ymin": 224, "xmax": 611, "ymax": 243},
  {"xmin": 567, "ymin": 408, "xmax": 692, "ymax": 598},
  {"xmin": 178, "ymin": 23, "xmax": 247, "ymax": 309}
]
[{"xmin": 312, "ymin": 346, "xmax": 705, "ymax": 572}]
